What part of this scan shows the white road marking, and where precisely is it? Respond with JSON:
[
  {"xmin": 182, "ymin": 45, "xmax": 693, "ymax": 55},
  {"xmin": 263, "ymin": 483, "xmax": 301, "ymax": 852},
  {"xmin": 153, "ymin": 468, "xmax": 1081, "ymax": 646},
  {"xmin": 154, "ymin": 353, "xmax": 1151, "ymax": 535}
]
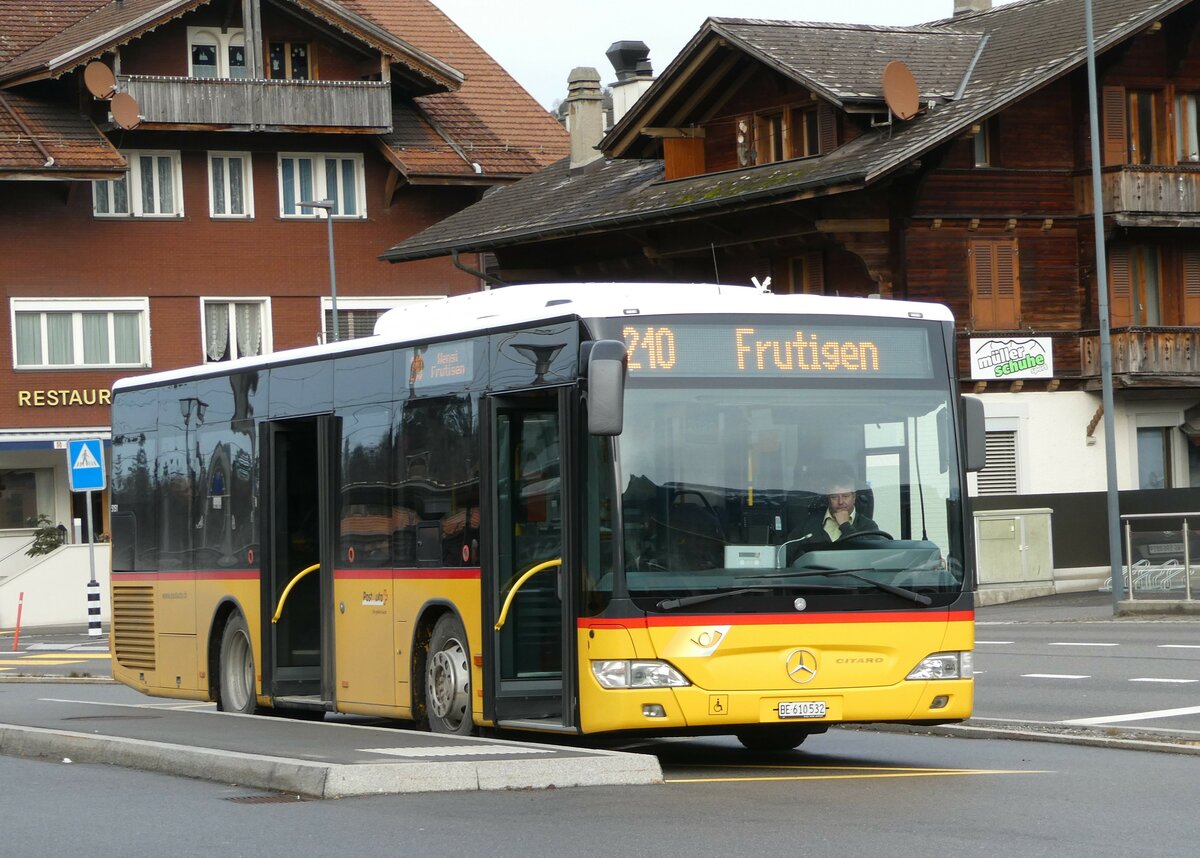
[
  {"xmin": 1062, "ymin": 705, "xmax": 1200, "ymax": 726},
  {"xmin": 976, "ymin": 640, "xmax": 1013, "ymax": 645},
  {"xmin": 1047, "ymin": 642, "xmax": 1117, "ymax": 647},
  {"xmin": 1159, "ymin": 644, "xmax": 1200, "ymax": 650},
  {"xmin": 1022, "ymin": 674, "xmax": 1090, "ymax": 679},
  {"xmin": 1129, "ymin": 678, "xmax": 1199, "ymax": 684}
]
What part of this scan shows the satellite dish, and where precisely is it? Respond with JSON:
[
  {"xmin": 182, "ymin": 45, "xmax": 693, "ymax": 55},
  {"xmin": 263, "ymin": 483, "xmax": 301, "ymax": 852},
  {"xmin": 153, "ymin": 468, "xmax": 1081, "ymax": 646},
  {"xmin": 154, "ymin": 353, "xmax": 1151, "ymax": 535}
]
[
  {"xmin": 110, "ymin": 92, "xmax": 142, "ymax": 130},
  {"xmin": 882, "ymin": 60, "xmax": 920, "ymax": 121},
  {"xmin": 84, "ymin": 62, "xmax": 117, "ymax": 99}
]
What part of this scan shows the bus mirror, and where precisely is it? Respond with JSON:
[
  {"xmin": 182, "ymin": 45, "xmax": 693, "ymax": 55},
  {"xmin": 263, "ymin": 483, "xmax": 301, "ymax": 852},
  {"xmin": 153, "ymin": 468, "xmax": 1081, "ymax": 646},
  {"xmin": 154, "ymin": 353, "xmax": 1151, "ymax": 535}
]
[
  {"xmin": 962, "ymin": 395, "xmax": 986, "ymax": 472},
  {"xmin": 586, "ymin": 339, "xmax": 627, "ymax": 436}
]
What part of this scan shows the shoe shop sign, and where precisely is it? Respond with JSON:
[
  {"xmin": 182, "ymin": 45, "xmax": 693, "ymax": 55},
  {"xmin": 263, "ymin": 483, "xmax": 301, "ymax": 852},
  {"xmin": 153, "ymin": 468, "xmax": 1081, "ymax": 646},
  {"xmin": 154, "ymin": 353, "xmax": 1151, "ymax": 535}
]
[{"xmin": 969, "ymin": 337, "xmax": 1053, "ymax": 381}]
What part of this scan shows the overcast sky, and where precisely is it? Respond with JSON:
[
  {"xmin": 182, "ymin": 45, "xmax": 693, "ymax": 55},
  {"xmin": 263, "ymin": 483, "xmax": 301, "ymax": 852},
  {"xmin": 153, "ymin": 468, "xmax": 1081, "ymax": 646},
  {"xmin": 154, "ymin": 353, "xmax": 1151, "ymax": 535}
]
[{"xmin": 430, "ymin": 0, "xmax": 1019, "ymax": 109}]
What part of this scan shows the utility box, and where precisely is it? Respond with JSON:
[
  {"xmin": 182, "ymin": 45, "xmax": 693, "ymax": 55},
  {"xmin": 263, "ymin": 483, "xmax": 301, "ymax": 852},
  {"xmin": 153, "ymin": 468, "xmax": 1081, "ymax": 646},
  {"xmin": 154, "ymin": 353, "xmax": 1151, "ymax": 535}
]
[{"xmin": 974, "ymin": 508, "xmax": 1054, "ymax": 586}]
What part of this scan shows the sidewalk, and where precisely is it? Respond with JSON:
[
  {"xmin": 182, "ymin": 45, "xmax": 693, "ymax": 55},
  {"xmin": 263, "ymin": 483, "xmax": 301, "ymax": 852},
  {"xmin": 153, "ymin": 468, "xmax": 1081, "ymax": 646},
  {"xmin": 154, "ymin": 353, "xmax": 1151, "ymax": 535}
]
[{"xmin": 977, "ymin": 589, "xmax": 1200, "ymax": 622}]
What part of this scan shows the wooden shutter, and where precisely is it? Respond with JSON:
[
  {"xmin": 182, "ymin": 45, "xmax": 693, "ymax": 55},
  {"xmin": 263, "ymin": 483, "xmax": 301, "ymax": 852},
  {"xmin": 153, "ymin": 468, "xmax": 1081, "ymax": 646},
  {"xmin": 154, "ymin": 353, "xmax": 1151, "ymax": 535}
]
[
  {"xmin": 805, "ymin": 250, "xmax": 825, "ymax": 294},
  {"xmin": 1102, "ymin": 86, "xmax": 1128, "ymax": 166},
  {"xmin": 970, "ymin": 240, "xmax": 1020, "ymax": 329},
  {"xmin": 663, "ymin": 138, "xmax": 706, "ymax": 180},
  {"xmin": 1184, "ymin": 250, "xmax": 1200, "ymax": 325},
  {"xmin": 970, "ymin": 241, "xmax": 996, "ymax": 329},
  {"xmin": 818, "ymin": 102, "xmax": 838, "ymax": 154},
  {"xmin": 1108, "ymin": 245, "xmax": 1134, "ymax": 327},
  {"xmin": 993, "ymin": 241, "xmax": 1019, "ymax": 328}
]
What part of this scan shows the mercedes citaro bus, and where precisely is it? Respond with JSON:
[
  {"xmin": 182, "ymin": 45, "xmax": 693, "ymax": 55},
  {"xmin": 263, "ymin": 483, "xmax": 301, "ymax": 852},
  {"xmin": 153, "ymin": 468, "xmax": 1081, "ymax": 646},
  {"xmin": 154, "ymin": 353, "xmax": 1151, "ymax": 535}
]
[{"xmin": 108, "ymin": 283, "xmax": 984, "ymax": 750}]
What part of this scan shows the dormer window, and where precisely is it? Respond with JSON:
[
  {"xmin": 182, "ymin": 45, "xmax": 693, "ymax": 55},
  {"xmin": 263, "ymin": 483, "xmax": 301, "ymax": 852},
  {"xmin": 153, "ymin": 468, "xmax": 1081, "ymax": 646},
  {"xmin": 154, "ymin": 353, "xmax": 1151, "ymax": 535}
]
[
  {"xmin": 736, "ymin": 103, "xmax": 830, "ymax": 167},
  {"xmin": 188, "ymin": 27, "xmax": 246, "ymax": 80}
]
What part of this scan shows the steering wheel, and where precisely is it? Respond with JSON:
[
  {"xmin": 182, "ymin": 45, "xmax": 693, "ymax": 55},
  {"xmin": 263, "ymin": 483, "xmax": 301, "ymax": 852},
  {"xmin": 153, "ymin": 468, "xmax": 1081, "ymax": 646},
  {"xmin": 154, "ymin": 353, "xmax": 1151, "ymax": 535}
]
[{"xmin": 839, "ymin": 528, "xmax": 894, "ymax": 542}]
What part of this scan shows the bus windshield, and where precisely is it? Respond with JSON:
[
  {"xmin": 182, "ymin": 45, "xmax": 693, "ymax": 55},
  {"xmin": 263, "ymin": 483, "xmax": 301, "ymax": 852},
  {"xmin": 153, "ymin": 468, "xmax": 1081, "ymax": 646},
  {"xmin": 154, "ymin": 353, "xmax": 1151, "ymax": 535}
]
[{"xmin": 600, "ymin": 317, "xmax": 965, "ymax": 613}]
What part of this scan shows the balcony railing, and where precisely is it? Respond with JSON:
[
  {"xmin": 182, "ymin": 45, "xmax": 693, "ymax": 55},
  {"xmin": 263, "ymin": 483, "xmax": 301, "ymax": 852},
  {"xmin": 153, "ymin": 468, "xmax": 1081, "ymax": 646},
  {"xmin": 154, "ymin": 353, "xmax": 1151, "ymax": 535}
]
[
  {"xmin": 1080, "ymin": 328, "xmax": 1200, "ymax": 383},
  {"xmin": 1076, "ymin": 166, "xmax": 1200, "ymax": 217},
  {"xmin": 118, "ymin": 76, "xmax": 392, "ymax": 132}
]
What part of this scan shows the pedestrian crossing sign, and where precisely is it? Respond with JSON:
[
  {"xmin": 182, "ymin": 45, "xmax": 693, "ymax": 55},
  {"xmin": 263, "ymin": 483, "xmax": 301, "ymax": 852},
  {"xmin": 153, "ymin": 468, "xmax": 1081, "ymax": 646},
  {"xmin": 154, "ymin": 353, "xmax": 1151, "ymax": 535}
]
[{"xmin": 67, "ymin": 438, "xmax": 106, "ymax": 492}]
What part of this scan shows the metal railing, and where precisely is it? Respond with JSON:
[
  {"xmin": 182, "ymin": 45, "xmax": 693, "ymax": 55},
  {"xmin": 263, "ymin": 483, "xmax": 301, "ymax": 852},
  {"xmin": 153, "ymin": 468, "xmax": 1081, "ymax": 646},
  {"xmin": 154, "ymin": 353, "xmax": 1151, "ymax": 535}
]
[{"xmin": 1099, "ymin": 513, "xmax": 1200, "ymax": 600}]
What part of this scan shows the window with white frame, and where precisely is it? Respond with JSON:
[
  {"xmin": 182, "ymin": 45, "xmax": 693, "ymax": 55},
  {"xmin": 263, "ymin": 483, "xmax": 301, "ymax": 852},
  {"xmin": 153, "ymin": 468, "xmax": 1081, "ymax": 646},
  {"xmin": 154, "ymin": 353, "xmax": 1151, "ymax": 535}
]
[
  {"xmin": 11, "ymin": 298, "xmax": 149, "ymax": 368},
  {"xmin": 202, "ymin": 299, "xmax": 269, "ymax": 362},
  {"xmin": 188, "ymin": 27, "xmax": 246, "ymax": 79},
  {"xmin": 278, "ymin": 154, "xmax": 365, "ymax": 219},
  {"xmin": 93, "ymin": 151, "xmax": 183, "ymax": 218},
  {"xmin": 208, "ymin": 152, "xmax": 254, "ymax": 218},
  {"xmin": 320, "ymin": 296, "xmax": 442, "ymax": 342}
]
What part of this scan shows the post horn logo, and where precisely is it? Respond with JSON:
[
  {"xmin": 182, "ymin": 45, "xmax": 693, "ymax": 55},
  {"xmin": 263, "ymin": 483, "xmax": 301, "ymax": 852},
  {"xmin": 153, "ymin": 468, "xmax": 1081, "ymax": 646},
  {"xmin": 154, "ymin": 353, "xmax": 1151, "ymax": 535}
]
[{"xmin": 785, "ymin": 648, "xmax": 818, "ymax": 684}]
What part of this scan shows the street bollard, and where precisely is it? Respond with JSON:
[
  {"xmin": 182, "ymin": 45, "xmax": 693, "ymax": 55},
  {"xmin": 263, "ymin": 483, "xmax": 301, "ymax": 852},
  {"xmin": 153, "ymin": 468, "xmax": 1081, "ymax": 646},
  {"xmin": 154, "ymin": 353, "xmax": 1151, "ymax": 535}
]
[
  {"xmin": 12, "ymin": 591, "xmax": 23, "ymax": 651},
  {"xmin": 87, "ymin": 580, "xmax": 102, "ymax": 637}
]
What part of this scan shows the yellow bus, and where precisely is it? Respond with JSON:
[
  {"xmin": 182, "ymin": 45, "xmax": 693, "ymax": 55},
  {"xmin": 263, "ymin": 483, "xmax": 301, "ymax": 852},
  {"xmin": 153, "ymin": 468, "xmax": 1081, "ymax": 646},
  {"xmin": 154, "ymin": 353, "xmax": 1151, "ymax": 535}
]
[{"xmin": 109, "ymin": 283, "xmax": 983, "ymax": 749}]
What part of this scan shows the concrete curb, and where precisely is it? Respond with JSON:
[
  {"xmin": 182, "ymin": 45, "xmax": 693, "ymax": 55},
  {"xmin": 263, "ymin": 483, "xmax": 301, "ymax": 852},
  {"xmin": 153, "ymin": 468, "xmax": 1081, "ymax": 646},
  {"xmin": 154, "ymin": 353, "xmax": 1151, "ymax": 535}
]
[
  {"xmin": 0, "ymin": 724, "xmax": 663, "ymax": 798},
  {"xmin": 862, "ymin": 721, "xmax": 1200, "ymax": 756}
]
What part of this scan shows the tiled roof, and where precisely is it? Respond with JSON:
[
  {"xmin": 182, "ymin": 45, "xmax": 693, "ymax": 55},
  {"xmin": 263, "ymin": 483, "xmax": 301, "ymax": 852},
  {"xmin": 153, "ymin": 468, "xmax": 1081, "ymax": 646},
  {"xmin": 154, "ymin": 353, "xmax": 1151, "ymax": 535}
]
[
  {"xmin": 0, "ymin": 91, "xmax": 124, "ymax": 175},
  {"xmin": 0, "ymin": 0, "xmax": 107, "ymax": 66},
  {"xmin": 343, "ymin": 0, "xmax": 567, "ymax": 175},
  {"xmin": 708, "ymin": 19, "xmax": 982, "ymax": 103},
  {"xmin": 383, "ymin": 0, "xmax": 1190, "ymax": 262}
]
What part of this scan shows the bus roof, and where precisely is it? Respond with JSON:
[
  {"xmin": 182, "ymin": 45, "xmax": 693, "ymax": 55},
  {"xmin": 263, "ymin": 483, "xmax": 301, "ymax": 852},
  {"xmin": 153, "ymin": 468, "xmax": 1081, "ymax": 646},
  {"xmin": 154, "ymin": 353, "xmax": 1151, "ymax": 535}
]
[{"xmin": 113, "ymin": 283, "xmax": 953, "ymax": 392}]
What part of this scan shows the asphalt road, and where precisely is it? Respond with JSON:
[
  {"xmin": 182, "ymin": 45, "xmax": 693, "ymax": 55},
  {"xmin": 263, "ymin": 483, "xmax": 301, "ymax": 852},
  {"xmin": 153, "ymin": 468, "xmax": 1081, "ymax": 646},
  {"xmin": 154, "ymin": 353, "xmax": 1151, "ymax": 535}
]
[{"xmin": 3, "ymin": 726, "xmax": 1197, "ymax": 857}]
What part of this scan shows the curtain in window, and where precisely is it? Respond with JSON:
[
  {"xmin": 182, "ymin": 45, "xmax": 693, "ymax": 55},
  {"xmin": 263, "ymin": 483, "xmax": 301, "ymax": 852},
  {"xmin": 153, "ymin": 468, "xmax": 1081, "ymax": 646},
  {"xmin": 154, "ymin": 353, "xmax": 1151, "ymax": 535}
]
[
  {"xmin": 341, "ymin": 159, "xmax": 357, "ymax": 215},
  {"xmin": 229, "ymin": 158, "xmax": 244, "ymax": 215},
  {"xmin": 205, "ymin": 302, "xmax": 230, "ymax": 361},
  {"xmin": 235, "ymin": 302, "xmax": 262, "ymax": 357},
  {"xmin": 15, "ymin": 313, "xmax": 41, "ymax": 365},
  {"xmin": 211, "ymin": 157, "xmax": 226, "ymax": 214},
  {"xmin": 46, "ymin": 313, "xmax": 73, "ymax": 364},
  {"xmin": 157, "ymin": 156, "xmax": 174, "ymax": 214},
  {"xmin": 82, "ymin": 312, "xmax": 109, "ymax": 364},
  {"xmin": 140, "ymin": 156, "xmax": 155, "ymax": 214},
  {"xmin": 113, "ymin": 312, "xmax": 141, "ymax": 363},
  {"xmin": 113, "ymin": 175, "xmax": 129, "ymax": 214},
  {"xmin": 326, "ymin": 159, "xmax": 340, "ymax": 214}
]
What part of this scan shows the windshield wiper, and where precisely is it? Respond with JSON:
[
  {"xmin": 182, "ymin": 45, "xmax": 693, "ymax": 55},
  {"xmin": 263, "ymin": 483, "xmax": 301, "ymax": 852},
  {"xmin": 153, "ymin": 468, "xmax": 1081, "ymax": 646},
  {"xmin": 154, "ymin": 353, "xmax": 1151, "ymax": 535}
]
[
  {"xmin": 656, "ymin": 587, "xmax": 768, "ymax": 611},
  {"xmin": 736, "ymin": 567, "xmax": 932, "ymax": 607}
]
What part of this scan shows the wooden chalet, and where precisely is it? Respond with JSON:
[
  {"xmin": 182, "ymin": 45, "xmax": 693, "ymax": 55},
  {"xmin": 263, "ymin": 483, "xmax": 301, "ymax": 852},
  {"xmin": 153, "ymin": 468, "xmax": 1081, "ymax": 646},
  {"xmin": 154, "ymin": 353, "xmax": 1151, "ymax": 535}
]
[{"xmin": 383, "ymin": 0, "xmax": 1200, "ymax": 594}]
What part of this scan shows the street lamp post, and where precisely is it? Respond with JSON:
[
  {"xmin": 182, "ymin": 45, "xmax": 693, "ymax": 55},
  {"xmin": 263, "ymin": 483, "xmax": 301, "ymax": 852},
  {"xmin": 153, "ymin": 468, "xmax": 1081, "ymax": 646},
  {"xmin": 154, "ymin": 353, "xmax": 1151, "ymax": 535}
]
[{"xmin": 299, "ymin": 198, "xmax": 339, "ymax": 342}]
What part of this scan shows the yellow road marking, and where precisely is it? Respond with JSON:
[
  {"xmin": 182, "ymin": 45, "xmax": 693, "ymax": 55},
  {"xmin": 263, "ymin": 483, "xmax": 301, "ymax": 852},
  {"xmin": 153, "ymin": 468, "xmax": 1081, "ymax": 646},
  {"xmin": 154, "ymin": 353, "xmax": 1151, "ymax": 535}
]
[
  {"xmin": 21, "ymin": 653, "xmax": 111, "ymax": 660},
  {"xmin": 667, "ymin": 768, "xmax": 1051, "ymax": 784},
  {"xmin": 0, "ymin": 659, "xmax": 82, "ymax": 666}
]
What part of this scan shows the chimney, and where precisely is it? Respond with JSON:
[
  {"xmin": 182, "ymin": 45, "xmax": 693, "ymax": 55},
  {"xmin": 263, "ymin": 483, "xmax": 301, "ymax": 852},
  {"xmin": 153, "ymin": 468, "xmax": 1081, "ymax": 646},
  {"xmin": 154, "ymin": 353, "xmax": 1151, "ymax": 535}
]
[
  {"xmin": 606, "ymin": 40, "xmax": 654, "ymax": 124},
  {"xmin": 567, "ymin": 66, "xmax": 604, "ymax": 171},
  {"xmin": 954, "ymin": 0, "xmax": 991, "ymax": 14}
]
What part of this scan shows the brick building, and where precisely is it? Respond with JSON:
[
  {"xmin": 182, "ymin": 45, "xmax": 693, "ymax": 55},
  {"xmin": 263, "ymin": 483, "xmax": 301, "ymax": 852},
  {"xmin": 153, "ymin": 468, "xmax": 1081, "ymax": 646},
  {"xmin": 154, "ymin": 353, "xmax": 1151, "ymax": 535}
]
[{"xmin": 0, "ymin": 0, "xmax": 566, "ymax": 548}]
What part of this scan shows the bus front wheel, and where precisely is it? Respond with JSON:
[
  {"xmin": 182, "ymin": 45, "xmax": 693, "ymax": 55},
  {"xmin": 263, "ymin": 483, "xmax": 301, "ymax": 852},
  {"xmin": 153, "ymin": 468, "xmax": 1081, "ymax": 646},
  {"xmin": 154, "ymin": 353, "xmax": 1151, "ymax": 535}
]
[
  {"xmin": 425, "ymin": 614, "xmax": 473, "ymax": 735},
  {"xmin": 218, "ymin": 613, "xmax": 259, "ymax": 715}
]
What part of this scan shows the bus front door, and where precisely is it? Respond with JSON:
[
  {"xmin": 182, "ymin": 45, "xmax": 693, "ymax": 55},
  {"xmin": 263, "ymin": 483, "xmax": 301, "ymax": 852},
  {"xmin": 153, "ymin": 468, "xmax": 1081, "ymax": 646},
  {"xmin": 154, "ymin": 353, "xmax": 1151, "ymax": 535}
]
[
  {"xmin": 262, "ymin": 416, "xmax": 335, "ymax": 711},
  {"xmin": 487, "ymin": 390, "xmax": 576, "ymax": 731}
]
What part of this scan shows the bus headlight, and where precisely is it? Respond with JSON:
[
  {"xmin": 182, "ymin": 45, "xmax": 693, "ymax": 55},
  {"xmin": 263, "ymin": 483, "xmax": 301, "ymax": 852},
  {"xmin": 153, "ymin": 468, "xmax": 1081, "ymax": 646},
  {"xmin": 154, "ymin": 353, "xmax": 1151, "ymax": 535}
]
[
  {"xmin": 906, "ymin": 651, "xmax": 973, "ymax": 680},
  {"xmin": 591, "ymin": 660, "xmax": 691, "ymax": 689}
]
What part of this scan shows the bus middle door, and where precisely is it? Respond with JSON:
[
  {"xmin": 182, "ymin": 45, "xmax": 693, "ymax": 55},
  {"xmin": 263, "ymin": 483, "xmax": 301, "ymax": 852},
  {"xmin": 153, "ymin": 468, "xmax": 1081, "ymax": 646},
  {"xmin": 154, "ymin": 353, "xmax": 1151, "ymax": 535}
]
[{"xmin": 486, "ymin": 389, "xmax": 577, "ymax": 731}]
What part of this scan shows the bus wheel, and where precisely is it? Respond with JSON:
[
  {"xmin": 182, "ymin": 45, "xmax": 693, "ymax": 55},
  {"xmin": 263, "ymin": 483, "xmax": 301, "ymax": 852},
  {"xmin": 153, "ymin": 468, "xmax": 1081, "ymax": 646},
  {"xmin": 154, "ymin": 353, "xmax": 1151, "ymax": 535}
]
[
  {"xmin": 735, "ymin": 729, "xmax": 809, "ymax": 752},
  {"xmin": 425, "ymin": 614, "xmax": 473, "ymax": 735},
  {"xmin": 218, "ymin": 613, "xmax": 258, "ymax": 715}
]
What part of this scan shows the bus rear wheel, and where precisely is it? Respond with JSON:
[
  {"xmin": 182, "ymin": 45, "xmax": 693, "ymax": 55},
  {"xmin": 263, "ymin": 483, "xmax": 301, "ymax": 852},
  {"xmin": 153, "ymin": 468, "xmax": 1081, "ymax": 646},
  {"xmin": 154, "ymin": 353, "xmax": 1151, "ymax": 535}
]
[
  {"xmin": 735, "ymin": 729, "xmax": 810, "ymax": 752},
  {"xmin": 425, "ymin": 614, "xmax": 473, "ymax": 735},
  {"xmin": 218, "ymin": 613, "xmax": 259, "ymax": 714}
]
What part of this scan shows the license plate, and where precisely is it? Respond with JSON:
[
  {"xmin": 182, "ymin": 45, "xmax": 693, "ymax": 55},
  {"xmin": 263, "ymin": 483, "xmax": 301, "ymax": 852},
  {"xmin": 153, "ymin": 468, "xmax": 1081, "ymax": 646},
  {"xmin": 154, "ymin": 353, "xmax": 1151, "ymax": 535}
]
[{"xmin": 778, "ymin": 701, "xmax": 827, "ymax": 719}]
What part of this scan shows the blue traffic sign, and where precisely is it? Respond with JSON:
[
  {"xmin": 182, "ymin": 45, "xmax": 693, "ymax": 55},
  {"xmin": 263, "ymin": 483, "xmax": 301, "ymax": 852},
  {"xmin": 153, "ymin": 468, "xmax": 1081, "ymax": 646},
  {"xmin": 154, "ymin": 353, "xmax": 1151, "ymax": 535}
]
[{"xmin": 67, "ymin": 438, "xmax": 106, "ymax": 492}]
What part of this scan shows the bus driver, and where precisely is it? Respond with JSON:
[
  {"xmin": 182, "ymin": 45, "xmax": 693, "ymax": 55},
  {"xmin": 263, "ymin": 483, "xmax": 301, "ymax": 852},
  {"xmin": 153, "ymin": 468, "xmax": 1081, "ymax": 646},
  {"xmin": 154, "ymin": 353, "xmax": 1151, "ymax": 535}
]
[{"xmin": 790, "ymin": 460, "xmax": 877, "ymax": 544}]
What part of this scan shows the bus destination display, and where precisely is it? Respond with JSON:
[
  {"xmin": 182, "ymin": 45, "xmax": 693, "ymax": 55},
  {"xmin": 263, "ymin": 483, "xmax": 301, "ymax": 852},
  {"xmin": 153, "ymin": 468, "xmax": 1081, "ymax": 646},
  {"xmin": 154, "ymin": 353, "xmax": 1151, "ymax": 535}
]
[{"xmin": 621, "ymin": 323, "xmax": 934, "ymax": 379}]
